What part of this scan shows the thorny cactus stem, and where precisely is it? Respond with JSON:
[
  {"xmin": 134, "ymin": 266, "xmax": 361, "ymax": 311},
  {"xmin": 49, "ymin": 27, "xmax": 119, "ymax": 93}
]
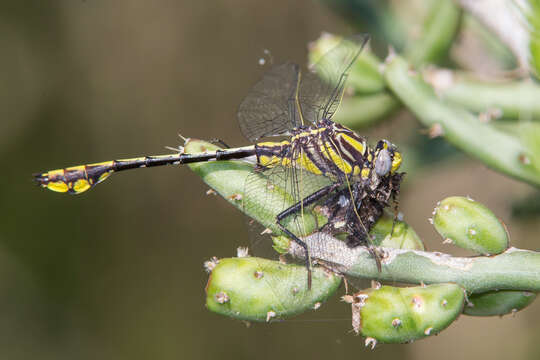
[
  {"xmin": 310, "ymin": 32, "xmax": 540, "ymax": 182},
  {"xmin": 185, "ymin": 139, "xmax": 540, "ymax": 293},
  {"xmin": 435, "ymin": 76, "xmax": 540, "ymax": 120},
  {"xmin": 383, "ymin": 55, "xmax": 540, "ymax": 187},
  {"xmin": 187, "ymin": 139, "xmax": 538, "ymax": 341},
  {"xmin": 288, "ymin": 234, "xmax": 540, "ymax": 294}
]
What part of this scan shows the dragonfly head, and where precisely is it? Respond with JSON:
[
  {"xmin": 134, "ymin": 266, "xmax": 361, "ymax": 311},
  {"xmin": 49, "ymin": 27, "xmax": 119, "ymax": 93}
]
[{"xmin": 374, "ymin": 140, "xmax": 401, "ymax": 176}]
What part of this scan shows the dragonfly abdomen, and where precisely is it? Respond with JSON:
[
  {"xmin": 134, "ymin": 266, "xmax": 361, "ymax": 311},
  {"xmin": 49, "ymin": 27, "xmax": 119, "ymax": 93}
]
[
  {"xmin": 34, "ymin": 146, "xmax": 257, "ymax": 194},
  {"xmin": 34, "ymin": 156, "xmax": 186, "ymax": 194}
]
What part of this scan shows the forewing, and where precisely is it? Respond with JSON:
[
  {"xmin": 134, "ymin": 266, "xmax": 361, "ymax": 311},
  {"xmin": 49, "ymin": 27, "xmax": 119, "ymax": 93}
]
[
  {"xmin": 238, "ymin": 63, "xmax": 303, "ymax": 142},
  {"xmin": 299, "ymin": 34, "xmax": 370, "ymax": 123}
]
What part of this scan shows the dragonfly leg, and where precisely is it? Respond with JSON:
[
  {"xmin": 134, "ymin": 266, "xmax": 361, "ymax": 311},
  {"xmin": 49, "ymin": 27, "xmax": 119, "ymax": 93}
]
[
  {"xmin": 276, "ymin": 183, "xmax": 341, "ymax": 290},
  {"xmin": 390, "ymin": 174, "xmax": 402, "ymax": 237},
  {"xmin": 367, "ymin": 246, "xmax": 382, "ymax": 272},
  {"xmin": 276, "ymin": 224, "xmax": 313, "ymax": 289}
]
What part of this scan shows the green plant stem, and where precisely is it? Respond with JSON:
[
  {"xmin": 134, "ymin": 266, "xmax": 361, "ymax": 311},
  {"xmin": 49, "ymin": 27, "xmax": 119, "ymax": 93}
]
[
  {"xmin": 334, "ymin": 92, "xmax": 400, "ymax": 129},
  {"xmin": 404, "ymin": 0, "xmax": 462, "ymax": 66},
  {"xmin": 383, "ymin": 55, "xmax": 540, "ymax": 187},
  {"xmin": 288, "ymin": 233, "xmax": 540, "ymax": 294},
  {"xmin": 441, "ymin": 76, "xmax": 540, "ymax": 119}
]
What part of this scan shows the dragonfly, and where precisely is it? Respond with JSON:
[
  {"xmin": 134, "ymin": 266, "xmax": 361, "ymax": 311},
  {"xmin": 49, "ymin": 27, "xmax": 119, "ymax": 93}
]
[{"xmin": 34, "ymin": 34, "xmax": 403, "ymax": 289}]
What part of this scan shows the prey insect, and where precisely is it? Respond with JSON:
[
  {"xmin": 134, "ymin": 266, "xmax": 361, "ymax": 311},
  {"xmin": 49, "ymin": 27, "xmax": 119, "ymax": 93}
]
[{"xmin": 34, "ymin": 34, "xmax": 403, "ymax": 289}]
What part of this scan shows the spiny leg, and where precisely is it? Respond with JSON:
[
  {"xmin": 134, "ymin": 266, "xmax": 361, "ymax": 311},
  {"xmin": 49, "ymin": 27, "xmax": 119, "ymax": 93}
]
[
  {"xmin": 389, "ymin": 174, "xmax": 402, "ymax": 237},
  {"xmin": 276, "ymin": 183, "xmax": 340, "ymax": 289},
  {"xmin": 368, "ymin": 246, "xmax": 382, "ymax": 272}
]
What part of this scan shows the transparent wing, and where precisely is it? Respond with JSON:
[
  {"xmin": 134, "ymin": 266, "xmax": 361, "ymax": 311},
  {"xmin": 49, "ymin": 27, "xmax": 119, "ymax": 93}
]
[
  {"xmin": 299, "ymin": 34, "xmax": 370, "ymax": 123},
  {"xmin": 243, "ymin": 159, "xmax": 333, "ymax": 251},
  {"xmin": 238, "ymin": 34, "xmax": 369, "ymax": 142},
  {"xmin": 238, "ymin": 63, "xmax": 303, "ymax": 142},
  {"xmin": 242, "ymin": 151, "xmax": 338, "ymax": 317}
]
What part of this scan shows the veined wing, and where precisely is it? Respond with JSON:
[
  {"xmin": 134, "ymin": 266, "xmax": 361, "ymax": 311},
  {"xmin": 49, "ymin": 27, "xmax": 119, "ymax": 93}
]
[
  {"xmin": 238, "ymin": 63, "xmax": 303, "ymax": 142},
  {"xmin": 241, "ymin": 146, "xmax": 338, "ymax": 315},
  {"xmin": 299, "ymin": 34, "xmax": 370, "ymax": 123},
  {"xmin": 243, "ymin": 156, "xmax": 334, "ymax": 248},
  {"xmin": 237, "ymin": 34, "xmax": 369, "ymax": 142}
]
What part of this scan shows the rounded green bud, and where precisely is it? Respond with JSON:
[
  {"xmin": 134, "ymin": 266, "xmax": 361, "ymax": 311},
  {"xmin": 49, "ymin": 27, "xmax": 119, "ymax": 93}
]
[
  {"xmin": 346, "ymin": 284, "xmax": 464, "ymax": 344},
  {"xmin": 464, "ymin": 290, "xmax": 537, "ymax": 317},
  {"xmin": 432, "ymin": 196, "xmax": 509, "ymax": 255},
  {"xmin": 205, "ymin": 257, "xmax": 341, "ymax": 322},
  {"xmin": 370, "ymin": 213, "xmax": 425, "ymax": 250}
]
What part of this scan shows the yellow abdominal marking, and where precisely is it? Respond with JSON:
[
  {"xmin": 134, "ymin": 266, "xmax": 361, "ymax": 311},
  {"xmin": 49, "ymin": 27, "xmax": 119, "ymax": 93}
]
[
  {"xmin": 98, "ymin": 171, "xmax": 112, "ymax": 183},
  {"xmin": 73, "ymin": 179, "xmax": 91, "ymax": 193},
  {"xmin": 46, "ymin": 181, "xmax": 69, "ymax": 193},
  {"xmin": 118, "ymin": 157, "xmax": 147, "ymax": 162},
  {"xmin": 47, "ymin": 169, "xmax": 65, "ymax": 178},
  {"xmin": 65, "ymin": 165, "xmax": 86, "ymax": 172},
  {"xmin": 89, "ymin": 160, "xmax": 114, "ymax": 167}
]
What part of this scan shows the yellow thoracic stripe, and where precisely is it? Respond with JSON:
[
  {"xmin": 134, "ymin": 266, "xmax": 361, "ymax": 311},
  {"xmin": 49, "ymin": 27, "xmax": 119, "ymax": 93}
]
[
  {"xmin": 337, "ymin": 133, "xmax": 366, "ymax": 155},
  {"xmin": 319, "ymin": 142, "xmax": 352, "ymax": 174},
  {"xmin": 295, "ymin": 152, "xmax": 322, "ymax": 175}
]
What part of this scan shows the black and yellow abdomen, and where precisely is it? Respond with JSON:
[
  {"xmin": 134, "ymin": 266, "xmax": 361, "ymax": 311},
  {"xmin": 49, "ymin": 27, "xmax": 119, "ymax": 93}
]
[
  {"xmin": 34, "ymin": 146, "xmax": 257, "ymax": 194},
  {"xmin": 34, "ymin": 156, "xmax": 176, "ymax": 194}
]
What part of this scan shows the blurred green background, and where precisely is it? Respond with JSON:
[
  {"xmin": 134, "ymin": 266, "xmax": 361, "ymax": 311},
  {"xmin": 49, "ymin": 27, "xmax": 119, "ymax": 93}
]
[{"xmin": 2, "ymin": 1, "xmax": 539, "ymax": 359}]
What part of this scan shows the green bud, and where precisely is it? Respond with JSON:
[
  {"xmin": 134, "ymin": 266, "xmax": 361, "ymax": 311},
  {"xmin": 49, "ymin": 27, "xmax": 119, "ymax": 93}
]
[
  {"xmin": 432, "ymin": 196, "xmax": 509, "ymax": 255},
  {"xmin": 370, "ymin": 213, "xmax": 425, "ymax": 250},
  {"xmin": 464, "ymin": 290, "xmax": 537, "ymax": 317},
  {"xmin": 205, "ymin": 257, "xmax": 342, "ymax": 322},
  {"xmin": 347, "ymin": 284, "xmax": 464, "ymax": 344}
]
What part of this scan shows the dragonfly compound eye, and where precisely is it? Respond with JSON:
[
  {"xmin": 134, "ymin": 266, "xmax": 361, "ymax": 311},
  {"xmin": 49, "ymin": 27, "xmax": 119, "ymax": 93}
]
[{"xmin": 374, "ymin": 149, "xmax": 392, "ymax": 176}]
